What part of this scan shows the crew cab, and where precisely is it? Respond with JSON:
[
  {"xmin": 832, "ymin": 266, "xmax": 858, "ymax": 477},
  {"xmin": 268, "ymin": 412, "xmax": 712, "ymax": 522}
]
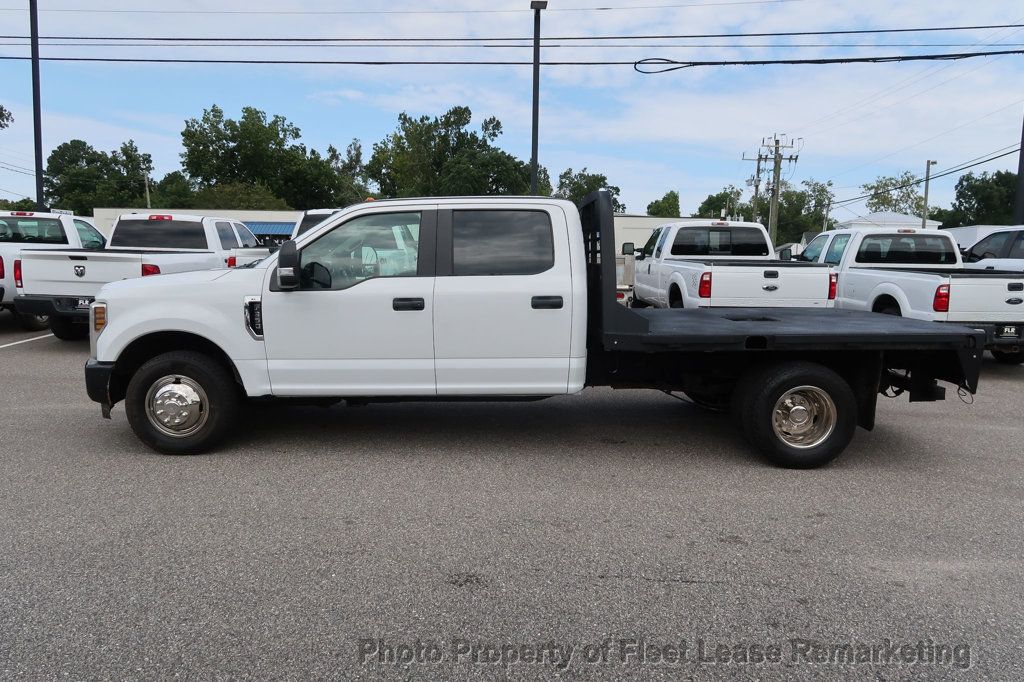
[
  {"xmin": 628, "ymin": 220, "xmax": 835, "ymax": 309},
  {"xmin": 84, "ymin": 192, "xmax": 984, "ymax": 469},
  {"xmin": 15, "ymin": 213, "xmax": 269, "ymax": 340},
  {"xmin": 0, "ymin": 211, "xmax": 106, "ymax": 331},
  {"xmin": 959, "ymin": 226, "xmax": 1024, "ymax": 272},
  {"xmin": 800, "ymin": 227, "xmax": 1024, "ymax": 363}
]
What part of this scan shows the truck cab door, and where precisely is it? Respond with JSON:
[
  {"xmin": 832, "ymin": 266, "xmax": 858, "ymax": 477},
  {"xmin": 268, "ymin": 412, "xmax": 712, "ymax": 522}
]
[
  {"xmin": 260, "ymin": 209, "xmax": 437, "ymax": 396},
  {"xmin": 633, "ymin": 227, "xmax": 661, "ymax": 303},
  {"xmin": 432, "ymin": 205, "xmax": 574, "ymax": 395},
  {"xmin": 652, "ymin": 226, "xmax": 672, "ymax": 306}
]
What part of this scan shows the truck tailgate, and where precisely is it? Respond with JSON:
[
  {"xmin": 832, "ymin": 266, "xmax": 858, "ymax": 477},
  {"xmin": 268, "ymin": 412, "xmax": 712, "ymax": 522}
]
[
  {"xmin": 705, "ymin": 262, "xmax": 833, "ymax": 308},
  {"xmin": 946, "ymin": 274, "xmax": 1024, "ymax": 322},
  {"xmin": 19, "ymin": 250, "xmax": 144, "ymax": 298}
]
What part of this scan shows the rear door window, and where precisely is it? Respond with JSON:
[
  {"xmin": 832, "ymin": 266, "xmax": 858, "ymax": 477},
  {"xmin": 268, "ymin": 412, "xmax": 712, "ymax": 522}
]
[
  {"xmin": 0, "ymin": 217, "xmax": 68, "ymax": 244},
  {"xmin": 1007, "ymin": 231, "xmax": 1024, "ymax": 260},
  {"xmin": 452, "ymin": 210, "xmax": 554, "ymax": 276},
  {"xmin": 109, "ymin": 219, "xmax": 208, "ymax": 249},
  {"xmin": 856, "ymin": 234, "xmax": 958, "ymax": 265},
  {"xmin": 215, "ymin": 221, "xmax": 239, "ymax": 249}
]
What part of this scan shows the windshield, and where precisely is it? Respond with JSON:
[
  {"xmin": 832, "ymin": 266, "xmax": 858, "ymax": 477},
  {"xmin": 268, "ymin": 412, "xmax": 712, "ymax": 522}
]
[{"xmin": 0, "ymin": 217, "xmax": 68, "ymax": 244}]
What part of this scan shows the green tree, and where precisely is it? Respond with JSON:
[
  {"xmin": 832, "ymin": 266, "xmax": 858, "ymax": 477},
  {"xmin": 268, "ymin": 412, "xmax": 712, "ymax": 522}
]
[
  {"xmin": 43, "ymin": 139, "xmax": 152, "ymax": 215},
  {"xmin": 366, "ymin": 106, "xmax": 540, "ymax": 198},
  {"xmin": 932, "ymin": 170, "xmax": 1017, "ymax": 228},
  {"xmin": 180, "ymin": 104, "xmax": 351, "ymax": 209},
  {"xmin": 192, "ymin": 182, "xmax": 291, "ymax": 210},
  {"xmin": 862, "ymin": 171, "xmax": 924, "ymax": 215},
  {"xmin": 150, "ymin": 171, "xmax": 195, "ymax": 208},
  {"xmin": 692, "ymin": 185, "xmax": 744, "ymax": 218},
  {"xmin": 554, "ymin": 167, "xmax": 624, "ymax": 212},
  {"xmin": 0, "ymin": 197, "xmax": 35, "ymax": 210},
  {"xmin": 0, "ymin": 105, "xmax": 12, "ymax": 130},
  {"xmin": 646, "ymin": 190, "xmax": 680, "ymax": 218},
  {"xmin": 774, "ymin": 179, "xmax": 836, "ymax": 244}
]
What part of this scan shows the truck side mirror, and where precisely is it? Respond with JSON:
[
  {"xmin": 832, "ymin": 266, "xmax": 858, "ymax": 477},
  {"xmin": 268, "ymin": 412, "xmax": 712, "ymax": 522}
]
[
  {"xmin": 276, "ymin": 240, "xmax": 300, "ymax": 290},
  {"xmin": 778, "ymin": 248, "xmax": 792, "ymax": 261},
  {"xmin": 621, "ymin": 242, "xmax": 635, "ymax": 256}
]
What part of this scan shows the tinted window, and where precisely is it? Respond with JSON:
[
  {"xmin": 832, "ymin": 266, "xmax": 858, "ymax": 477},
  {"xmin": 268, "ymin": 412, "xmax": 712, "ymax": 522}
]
[
  {"xmin": 967, "ymin": 232, "xmax": 1013, "ymax": 263},
  {"xmin": 110, "ymin": 219, "xmax": 208, "ymax": 249},
  {"xmin": 452, "ymin": 210, "xmax": 554, "ymax": 276},
  {"xmin": 799, "ymin": 233, "xmax": 829, "ymax": 262},
  {"xmin": 0, "ymin": 217, "xmax": 68, "ymax": 244},
  {"xmin": 234, "ymin": 223, "xmax": 260, "ymax": 248},
  {"xmin": 215, "ymin": 221, "xmax": 239, "ymax": 249},
  {"xmin": 824, "ymin": 234, "xmax": 850, "ymax": 265},
  {"xmin": 74, "ymin": 219, "xmax": 105, "ymax": 250},
  {"xmin": 297, "ymin": 212, "xmax": 338, "ymax": 236},
  {"xmin": 299, "ymin": 212, "xmax": 420, "ymax": 290},
  {"xmin": 641, "ymin": 228, "xmax": 662, "ymax": 258},
  {"xmin": 654, "ymin": 226, "xmax": 671, "ymax": 257},
  {"xmin": 670, "ymin": 227, "xmax": 769, "ymax": 257},
  {"xmin": 1008, "ymin": 232, "xmax": 1024, "ymax": 260},
  {"xmin": 856, "ymin": 234, "xmax": 957, "ymax": 265}
]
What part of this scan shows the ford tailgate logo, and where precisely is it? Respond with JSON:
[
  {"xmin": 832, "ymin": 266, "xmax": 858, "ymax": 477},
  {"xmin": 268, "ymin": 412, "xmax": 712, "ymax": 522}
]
[
  {"xmin": 1006, "ymin": 298, "xmax": 1023, "ymax": 305},
  {"xmin": 73, "ymin": 265, "xmax": 85, "ymax": 278}
]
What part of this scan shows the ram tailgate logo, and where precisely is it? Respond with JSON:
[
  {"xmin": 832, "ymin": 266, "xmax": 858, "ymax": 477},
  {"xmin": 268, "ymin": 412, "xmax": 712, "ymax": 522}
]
[{"xmin": 73, "ymin": 265, "xmax": 86, "ymax": 278}]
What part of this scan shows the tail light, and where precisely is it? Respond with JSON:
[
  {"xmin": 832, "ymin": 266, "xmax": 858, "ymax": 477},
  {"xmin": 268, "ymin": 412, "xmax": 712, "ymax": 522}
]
[
  {"xmin": 615, "ymin": 291, "xmax": 624, "ymax": 300},
  {"xmin": 698, "ymin": 272, "xmax": 712, "ymax": 298},
  {"xmin": 0, "ymin": 255, "xmax": 4, "ymax": 279},
  {"xmin": 828, "ymin": 273, "xmax": 838, "ymax": 300},
  {"xmin": 13, "ymin": 259, "xmax": 22, "ymax": 288},
  {"xmin": 933, "ymin": 284, "xmax": 950, "ymax": 312},
  {"xmin": 227, "ymin": 256, "xmax": 237, "ymax": 268},
  {"xmin": 11, "ymin": 211, "xmax": 34, "ymax": 216},
  {"xmin": 141, "ymin": 263, "xmax": 161, "ymax": 277}
]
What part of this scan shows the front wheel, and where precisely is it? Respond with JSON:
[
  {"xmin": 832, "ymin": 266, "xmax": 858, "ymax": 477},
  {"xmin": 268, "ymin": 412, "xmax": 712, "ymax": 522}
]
[
  {"xmin": 991, "ymin": 349, "xmax": 1024, "ymax": 365},
  {"xmin": 17, "ymin": 312, "xmax": 50, "ymax": 332},
  {"xmin": 48, "ymin": 316, "xmax": 88, "ymax": 340},
  {"xmin": 733, "ymin": 362, "xmax": 857, "ymax": 468},
  {"xmin": 125, "ymin": 351, "xmax": 240, "ymax": 455}
]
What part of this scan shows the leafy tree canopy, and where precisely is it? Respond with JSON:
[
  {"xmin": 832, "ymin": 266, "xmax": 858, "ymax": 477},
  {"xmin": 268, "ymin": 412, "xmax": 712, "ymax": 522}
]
[
  {"xmin": 0, "ymin": 104, "xmax": 12, "ymax": 130},
  {"xmin": 862, "ymin": 171, "xmax": 924, "ymax": 215},
  {"xmin": 192, "ymin": 182, "xmax": 291, "ymax": 210},
  {"xmin": 43, "ymin": 139, "xmax": 153, "ymax": 215},
  {"xmin": 554, "ymin": 167, "xmax": 624, "ymax": 212},
  {"xmin": 646, "ymin": 190, "xmax": 680, "ymax": 218},
  {"xmin": 931, "ymin": 170, "xmax": 1017, "ymax": 228}
]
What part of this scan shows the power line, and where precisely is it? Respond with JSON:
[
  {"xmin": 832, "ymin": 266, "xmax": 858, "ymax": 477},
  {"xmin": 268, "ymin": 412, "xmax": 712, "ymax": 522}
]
[
  {"xmin": 634, "ymin": 49, "xmax": 1024, "ymax": 72},
  {"xmin": 832, "ymin": 147, "xmax": 1021, "ymax": 207},
  {"xmin": 0, "ymin": 185, "xmax": 32, "ymax": 198},
  {"xmin": 0, "ymin": 0, "xmax": 811, "ymax": 14},
  {"xmin": 0, "ymin": 161, "xmax": 35, "ymax": 176},
  {"xmin": 4, "ymin": 40, "xmax": 1024, "ymax": 49},
  {"xmin": 3, "ymin": 24, "xmax": 1023, "ymax": 43}
]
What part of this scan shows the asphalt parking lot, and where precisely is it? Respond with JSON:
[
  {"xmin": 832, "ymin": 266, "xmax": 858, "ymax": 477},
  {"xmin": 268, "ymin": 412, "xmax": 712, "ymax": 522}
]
[{"xmin": 1, "ymin": 311, "xmax": 1021, "ymax": 679}]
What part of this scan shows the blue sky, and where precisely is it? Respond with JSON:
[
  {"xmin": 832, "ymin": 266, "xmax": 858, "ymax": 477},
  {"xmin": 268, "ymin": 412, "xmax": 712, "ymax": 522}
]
[{"xmin": 0, "ymin": 0, "xmax": 1022, "ymax": 221}]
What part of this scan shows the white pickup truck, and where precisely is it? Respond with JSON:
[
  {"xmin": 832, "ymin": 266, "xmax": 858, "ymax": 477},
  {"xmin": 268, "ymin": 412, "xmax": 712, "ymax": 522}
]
[
  {"xmin": 82, "ymin": 192, "xmax": 986, "ymax": 469},
  {"xmin": 628, "ymin": 220, "xmax": 835, "ymax": 309},
  {"xmin": 15, "ymin": 213, "xmax": 270, "ymax": 340},
  {"xmin": 0, "ymin": 211, "xmax": 106, "ymax": 331},
  {"xmin": 799, "ymin": 227, "xmax": 1024, "ymax": 363},
  {"xmin": 959, "ymin": 225, "xmax": 1024, "ymax": 273}
]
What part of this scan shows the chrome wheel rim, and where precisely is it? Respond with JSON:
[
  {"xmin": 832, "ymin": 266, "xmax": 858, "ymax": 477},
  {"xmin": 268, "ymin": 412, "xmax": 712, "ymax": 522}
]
[
  {"xmin": 772, "ymin": 385, "xmax": 836, "ymax": 449},
  {"xmin": 145, "ymin": 375, "xmax": 209, "ymax": 438}
]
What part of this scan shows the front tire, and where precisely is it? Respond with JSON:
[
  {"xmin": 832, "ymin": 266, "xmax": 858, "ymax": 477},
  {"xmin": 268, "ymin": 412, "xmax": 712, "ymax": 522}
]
[
  {"xmin": 125, "ymin": 351, "xmax": 239, "ymax": 455},
  {"xmin": 992, "ymin": 349, "xmax": 1024, "ymax": 365},
  {"xmin": 48, "ymin": 316, "xmax": 88, "ymax": 340},
  {"xmin": 17, "ymin": 312, "xmax": 50, "ymax": 332},
  {"xmin": 733, "ymin": 362, "xmax": 857, "ymax": 469}
]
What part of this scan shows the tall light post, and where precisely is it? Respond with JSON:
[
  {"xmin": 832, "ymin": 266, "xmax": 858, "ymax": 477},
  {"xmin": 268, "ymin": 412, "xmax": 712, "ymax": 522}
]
[
  {"xmin": 29, "ymin": 0, "xmax": 45, "ymax": 210},
  {"xmin": 529, "ymin": 1, "xmax": 547, "ymax": 195},
  {"xmin": 921, "ymin": 159, "xmax": 937, "ymax": 229}
]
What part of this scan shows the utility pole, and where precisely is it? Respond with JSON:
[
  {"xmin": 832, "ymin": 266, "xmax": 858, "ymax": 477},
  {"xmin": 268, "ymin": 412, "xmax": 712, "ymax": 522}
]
[
  {"xmin": 1014, "ymin": 107, "xmax": 1024, "ymax": 224},
  {"xmin": 742, "ymin": 151, "xmax": 764, "ymax": 222},
  {"xmin": 144, "ymin": 174, "xmax": 152, "ymax": 209},
  {"xmin": 529, "ymin": 1, "xmax": 547, "ymax": 195},
  {"xmin": 762, "ymin": 134, "xmax": 799, "ymax": 244},
  {"xmin": 921, "ymin": 159, "xmax": 937, "ymax": 229},
  {"xmin": 29, "ymin": 0, "xmax": 45, "ymax": 210}
]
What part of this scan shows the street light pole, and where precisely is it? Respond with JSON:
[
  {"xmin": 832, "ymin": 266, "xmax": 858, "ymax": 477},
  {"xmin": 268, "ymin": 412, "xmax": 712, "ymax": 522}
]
[
  {"xmin": 921, "ymin": 159, "xmax": 937, "ymax": 229},
  {"xmin": 29, "ymin": 0, "xmax": 45, "ymax": 210},
  {"xmin": 529, "ymin": 1, "xmax": 547, "ymax": 195}
]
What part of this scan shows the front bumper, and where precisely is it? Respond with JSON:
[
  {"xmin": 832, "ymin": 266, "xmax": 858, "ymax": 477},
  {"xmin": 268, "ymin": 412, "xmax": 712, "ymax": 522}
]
[
  {"xmin": 15, "ymin": 294, "xmax": 92, "ymax": 319},
  {"xmin": 958, "ymin": 322, "xmax": 1024, "ymax": 350},
  {"xmin": 85, "ymin": 359, "xmax": 116, "ymax": 417}
]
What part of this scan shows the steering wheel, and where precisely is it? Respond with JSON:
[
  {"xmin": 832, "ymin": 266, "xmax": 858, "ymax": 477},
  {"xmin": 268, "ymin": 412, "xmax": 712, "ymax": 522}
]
[{"xmin": 361, "ymin": 246, "xmax": 380, "ymax": 277}]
